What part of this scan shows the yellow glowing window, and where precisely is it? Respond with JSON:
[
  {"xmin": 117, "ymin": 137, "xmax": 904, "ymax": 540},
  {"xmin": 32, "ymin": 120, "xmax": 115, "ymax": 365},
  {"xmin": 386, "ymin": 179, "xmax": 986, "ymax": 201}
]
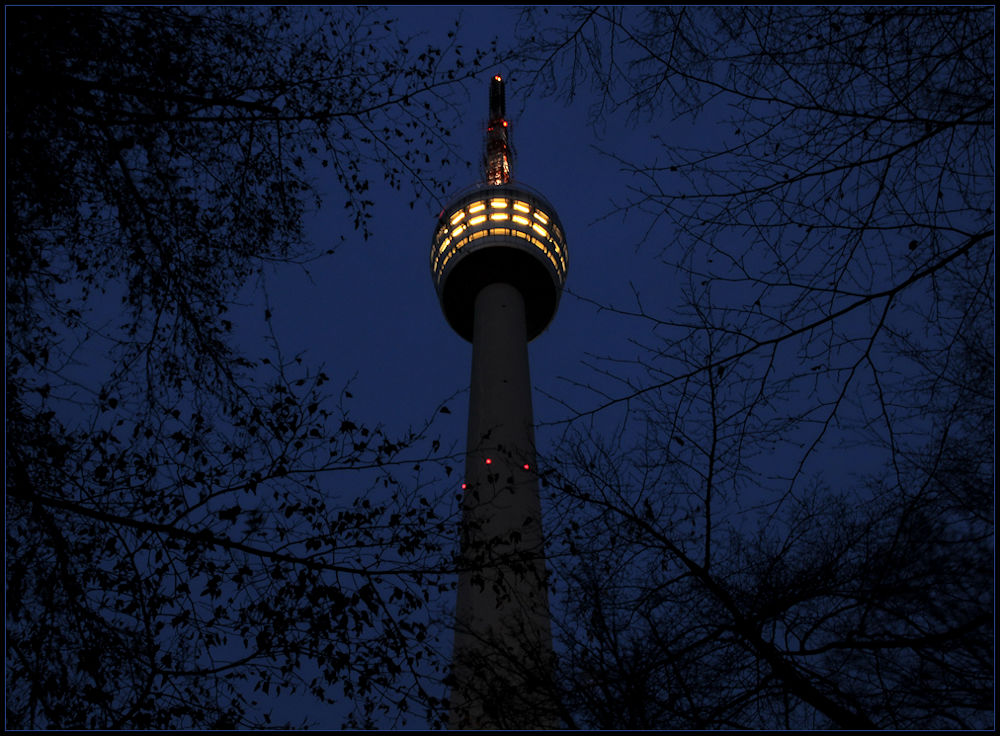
[
  {"xmin": 451, "ymin": 223, "xmax": 466, "ymax": 237},
  {"xmin": 439, "ymin": 237, "xmax": 451, "ymax": 253},
  {"xmin": 490, "ymin": 212, "xmax": 509, "ymax": 222},
  {"xmin": 512, "ymin": 215, "xmax": 529, "ymax": 226},
  {"xmin": 468, "ymin": 202, "xmax": 486, "ymax": 214},
  {"xmin": 469, "ymin": 214, "xmax": 487, "ymax": 226},
  {"xmin": 450, "ymin": 210, "xmax": 465, "ymax": 226},
  {"xmin": 513, "ymin": 201, "xmax": 530, "ymax": 213},
  {"xmin": 490, "ymin": 199, "xmax": 508, "ymax": 209},
  {"xmin": 471, "ymin": 230, "xmax": 486, "ymax": 241},
  {"xmin": 532, "ymin": 223, "xmax": 548, "ymax": 238},
  {"xmin": 533, "ymin": 210, "xmax": 549, "ymax": 224}
]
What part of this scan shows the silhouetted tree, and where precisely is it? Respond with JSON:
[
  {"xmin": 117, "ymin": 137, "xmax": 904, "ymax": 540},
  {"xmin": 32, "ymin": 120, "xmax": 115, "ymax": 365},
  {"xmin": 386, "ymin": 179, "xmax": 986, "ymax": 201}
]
[
  {"xmin": 514, "ymin": 6, "xmax": 993, "ymax": 729},
  {"xmin": 6, "ymin": 6, "xmax": 489, "ymax": 728}
]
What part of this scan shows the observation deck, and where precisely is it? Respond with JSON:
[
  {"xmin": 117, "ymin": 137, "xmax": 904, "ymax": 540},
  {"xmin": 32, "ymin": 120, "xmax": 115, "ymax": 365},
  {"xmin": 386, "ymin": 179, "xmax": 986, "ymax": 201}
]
[{"xmin": 430, "ymin": 183, "xmax": 568, "ymax": 342}]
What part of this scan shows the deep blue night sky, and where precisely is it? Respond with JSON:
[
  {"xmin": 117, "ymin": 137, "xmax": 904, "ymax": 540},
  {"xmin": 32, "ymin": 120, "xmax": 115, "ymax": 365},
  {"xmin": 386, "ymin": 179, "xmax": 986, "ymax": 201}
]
[{"xmin": 261, "ymin": 6, "xmax": 690, "ymax": 468}]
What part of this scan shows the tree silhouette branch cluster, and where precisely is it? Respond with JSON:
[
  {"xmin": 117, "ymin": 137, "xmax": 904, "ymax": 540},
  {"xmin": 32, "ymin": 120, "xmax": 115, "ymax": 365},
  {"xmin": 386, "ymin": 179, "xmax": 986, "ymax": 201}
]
[
  {"xmin": 513, "ymin": 6, "xmax": 993, "ymax": 729},
  {"xmin": 6, "ymin": 7, "xmax": 491, "ymax": 728}
]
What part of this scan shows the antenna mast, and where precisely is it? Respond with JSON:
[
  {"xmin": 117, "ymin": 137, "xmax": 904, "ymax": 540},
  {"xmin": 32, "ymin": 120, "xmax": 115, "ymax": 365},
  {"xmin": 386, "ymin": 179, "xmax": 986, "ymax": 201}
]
[{"xmin": 485, "ymin": 75, "xmax": 512, "ymax": 185}]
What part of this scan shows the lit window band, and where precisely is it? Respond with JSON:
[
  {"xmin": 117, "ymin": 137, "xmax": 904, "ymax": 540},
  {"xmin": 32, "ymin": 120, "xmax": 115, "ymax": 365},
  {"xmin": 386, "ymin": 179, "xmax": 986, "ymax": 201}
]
[
  {"xmin": 433, "ymin": 196, "xmax": 567, "ymax": 280},
  {"xmin": 438, "ymin": 229, "xmax": 561, "ymax": 274}
]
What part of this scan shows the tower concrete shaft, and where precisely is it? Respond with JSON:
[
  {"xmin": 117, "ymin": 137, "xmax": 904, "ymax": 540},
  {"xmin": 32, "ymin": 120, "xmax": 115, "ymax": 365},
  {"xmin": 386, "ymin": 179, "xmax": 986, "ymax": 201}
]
[{"xmin": 450, "ymin": 282, "xmax": 554, "ymax": 728}]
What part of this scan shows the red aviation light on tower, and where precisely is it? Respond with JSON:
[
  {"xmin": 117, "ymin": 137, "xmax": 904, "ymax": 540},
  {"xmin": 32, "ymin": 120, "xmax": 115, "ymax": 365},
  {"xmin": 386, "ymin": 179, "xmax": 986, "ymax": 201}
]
[{"xmin": 485, "ymin": 74, "xmax": 512, "ymax": 185}]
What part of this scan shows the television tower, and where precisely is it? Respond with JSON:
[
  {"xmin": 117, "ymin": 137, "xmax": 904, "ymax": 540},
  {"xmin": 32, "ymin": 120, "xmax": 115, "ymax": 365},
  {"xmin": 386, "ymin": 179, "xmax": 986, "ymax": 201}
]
[{"xmin": 430, "ymin": 75, "xmax": 567, "ymax": 728}]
